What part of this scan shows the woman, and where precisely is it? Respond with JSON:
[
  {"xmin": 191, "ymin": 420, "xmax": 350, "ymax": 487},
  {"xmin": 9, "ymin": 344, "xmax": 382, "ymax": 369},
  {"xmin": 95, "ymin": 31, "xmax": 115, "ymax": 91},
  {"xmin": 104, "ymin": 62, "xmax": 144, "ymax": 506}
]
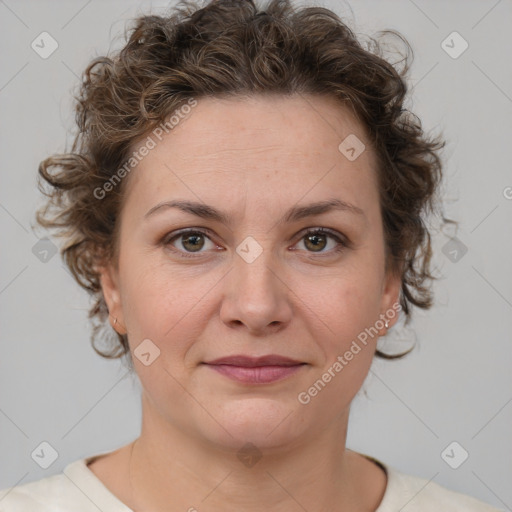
[{"xmin": 0, "ymin": 0, "xmax": 502, "ymax": 510}]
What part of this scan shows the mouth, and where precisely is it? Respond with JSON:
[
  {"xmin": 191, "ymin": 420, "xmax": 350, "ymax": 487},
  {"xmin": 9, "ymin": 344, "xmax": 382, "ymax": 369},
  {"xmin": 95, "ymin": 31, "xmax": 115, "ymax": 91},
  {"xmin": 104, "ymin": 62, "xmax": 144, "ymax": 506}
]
[{"xmin": 202, "ymin": 355, "xmax": 307, "ymax": 384}]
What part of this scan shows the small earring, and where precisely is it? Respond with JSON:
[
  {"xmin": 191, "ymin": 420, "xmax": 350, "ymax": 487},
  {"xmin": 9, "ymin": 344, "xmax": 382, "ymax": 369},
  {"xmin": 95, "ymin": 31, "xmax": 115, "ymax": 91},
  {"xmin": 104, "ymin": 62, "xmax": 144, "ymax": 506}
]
[{"xmin": 384, "ymin": 319, "xmax": 389, "ymax": 329}]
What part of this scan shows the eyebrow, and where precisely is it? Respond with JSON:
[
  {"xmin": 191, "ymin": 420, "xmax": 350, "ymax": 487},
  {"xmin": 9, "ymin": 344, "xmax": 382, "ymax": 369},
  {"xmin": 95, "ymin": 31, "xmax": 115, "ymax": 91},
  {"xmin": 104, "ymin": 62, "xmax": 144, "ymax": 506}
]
[{"xmin": 144, "ymin": 198, "xmax": 365, "ymax": 226}]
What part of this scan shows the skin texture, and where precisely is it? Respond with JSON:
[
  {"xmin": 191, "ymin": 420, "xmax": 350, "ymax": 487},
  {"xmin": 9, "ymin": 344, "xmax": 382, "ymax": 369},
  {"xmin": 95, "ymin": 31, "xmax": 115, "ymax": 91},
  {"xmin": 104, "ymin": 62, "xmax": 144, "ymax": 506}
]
[{"xmin": 95, "ymin": 94, "xmax": 401, "ymax": 511}]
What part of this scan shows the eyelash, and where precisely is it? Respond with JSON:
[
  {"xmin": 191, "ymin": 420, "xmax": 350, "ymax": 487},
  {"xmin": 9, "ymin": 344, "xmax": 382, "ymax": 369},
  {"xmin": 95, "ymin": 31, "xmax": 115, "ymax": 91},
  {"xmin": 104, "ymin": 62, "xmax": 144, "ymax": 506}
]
[{"xmin": 162, "ymin": 227, "xmax": 349, "ymax": 259}]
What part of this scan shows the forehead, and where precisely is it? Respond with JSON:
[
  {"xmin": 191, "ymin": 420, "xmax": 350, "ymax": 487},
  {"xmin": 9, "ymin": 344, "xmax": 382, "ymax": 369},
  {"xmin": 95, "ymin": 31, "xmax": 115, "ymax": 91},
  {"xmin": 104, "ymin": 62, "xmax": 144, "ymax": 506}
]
[
  {"xmin": 159, "ymin": 94, "xmax": 369, "ymax": 160},
  {"xmin": 123, "ymin": 94, "xmax": 378, "ymax": 216}
]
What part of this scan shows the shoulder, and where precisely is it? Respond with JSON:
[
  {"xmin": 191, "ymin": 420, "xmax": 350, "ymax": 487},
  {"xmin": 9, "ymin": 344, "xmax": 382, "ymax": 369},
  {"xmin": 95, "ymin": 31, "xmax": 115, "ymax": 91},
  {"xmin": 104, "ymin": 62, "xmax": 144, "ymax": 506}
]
[
  {"xmin": 0, "ymin": 470, "xmax": 75, "ymax": 512},
  {"xmin": 375, "ymin": 460, "xmax": 504, "ymax": 512},
  {"xmin": 0, "ymin": 455, "xmax": 131, "ymax": 512}
]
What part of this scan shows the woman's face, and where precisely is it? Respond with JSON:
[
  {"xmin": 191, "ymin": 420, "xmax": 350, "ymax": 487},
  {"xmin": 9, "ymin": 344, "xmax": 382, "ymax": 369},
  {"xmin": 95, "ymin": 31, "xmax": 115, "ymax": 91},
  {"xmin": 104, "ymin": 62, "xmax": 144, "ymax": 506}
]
[{"xmin": 101, "ymin": 94, "xmax": 401, "ymax": 451}]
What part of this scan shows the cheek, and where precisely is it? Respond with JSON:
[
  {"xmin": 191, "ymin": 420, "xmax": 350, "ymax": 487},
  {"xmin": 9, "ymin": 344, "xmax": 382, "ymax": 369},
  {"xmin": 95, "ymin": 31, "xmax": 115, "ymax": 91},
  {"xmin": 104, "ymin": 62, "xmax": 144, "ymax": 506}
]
[
  {"xmin": 118, "ymin": 256, "xmax": 215, "ymax": 362},
  {"xmin": 339, "ymin": 284, "xmax": 382, "ymax": 339},
  {"xmin": 295, "ymin": 281, "xmax": 381, "ymax": 411},
  {"xmin": 304, "ymin": 262, "xmax": 384, "ymax": 341}
]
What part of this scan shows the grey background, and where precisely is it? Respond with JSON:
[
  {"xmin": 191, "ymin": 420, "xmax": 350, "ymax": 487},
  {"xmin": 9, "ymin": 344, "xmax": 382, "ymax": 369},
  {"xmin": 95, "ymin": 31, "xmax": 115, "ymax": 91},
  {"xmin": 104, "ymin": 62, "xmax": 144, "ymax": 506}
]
[{"xmin": 0, "ymin": 0, "xmax": 511, "ymax": 509}]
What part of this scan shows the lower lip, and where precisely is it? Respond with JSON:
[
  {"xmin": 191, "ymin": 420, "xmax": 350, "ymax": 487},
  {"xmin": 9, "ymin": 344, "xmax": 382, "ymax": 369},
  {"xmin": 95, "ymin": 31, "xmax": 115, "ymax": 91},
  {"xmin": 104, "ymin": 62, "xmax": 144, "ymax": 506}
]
[{"xmin": 205, "ymin": 364, "xmax": 305, "ymax": 384}]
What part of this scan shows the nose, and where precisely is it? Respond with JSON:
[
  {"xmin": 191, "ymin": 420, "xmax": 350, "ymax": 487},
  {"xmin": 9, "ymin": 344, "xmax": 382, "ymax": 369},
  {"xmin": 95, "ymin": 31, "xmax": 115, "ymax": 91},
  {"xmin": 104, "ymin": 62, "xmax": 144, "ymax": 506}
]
[{"xmin": 219, "ymin": 245, "xmax": 293, "ymax": 336}]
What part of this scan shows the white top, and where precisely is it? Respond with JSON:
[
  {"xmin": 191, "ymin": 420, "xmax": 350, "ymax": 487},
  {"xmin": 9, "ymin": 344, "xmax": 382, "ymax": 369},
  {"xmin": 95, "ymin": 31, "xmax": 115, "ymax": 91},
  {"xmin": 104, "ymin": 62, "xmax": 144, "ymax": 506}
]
[{"xmin": 0, "ymin": 451, "xmax": 503, "ymax": 511}]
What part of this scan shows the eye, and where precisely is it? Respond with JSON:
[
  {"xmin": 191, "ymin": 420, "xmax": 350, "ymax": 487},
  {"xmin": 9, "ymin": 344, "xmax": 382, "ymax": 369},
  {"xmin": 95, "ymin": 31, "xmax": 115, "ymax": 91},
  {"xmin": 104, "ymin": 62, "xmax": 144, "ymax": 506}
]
[
  {"xmin": 162, "ymin": 227, "xmax": 348, "ymax": 259},
  {"xmin": 293, "ymin": 228, "xmax": 348, "ymax": 255},
  {"xmin": 163, "ymin": 229, "xmax": 219, "ymax": 258}
]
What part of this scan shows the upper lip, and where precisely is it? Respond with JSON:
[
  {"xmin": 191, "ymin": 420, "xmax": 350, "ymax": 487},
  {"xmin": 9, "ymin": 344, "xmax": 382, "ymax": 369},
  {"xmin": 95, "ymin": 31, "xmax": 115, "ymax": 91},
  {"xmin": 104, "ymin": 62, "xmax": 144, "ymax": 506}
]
[{"xmin": 204, "ymin": 355, "xmax": 304, "ymax": 367}]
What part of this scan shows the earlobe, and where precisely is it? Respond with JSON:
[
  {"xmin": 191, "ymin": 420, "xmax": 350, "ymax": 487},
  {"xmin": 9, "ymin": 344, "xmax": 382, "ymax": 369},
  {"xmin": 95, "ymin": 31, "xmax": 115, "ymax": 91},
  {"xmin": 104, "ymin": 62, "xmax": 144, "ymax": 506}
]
[
  {"xmin": 99, "ymin": 264, "xmax": 127, "ymax": 335},
  {"xmin": 380, "ymin": 270, "xmax": 402, "ymax": 333}
]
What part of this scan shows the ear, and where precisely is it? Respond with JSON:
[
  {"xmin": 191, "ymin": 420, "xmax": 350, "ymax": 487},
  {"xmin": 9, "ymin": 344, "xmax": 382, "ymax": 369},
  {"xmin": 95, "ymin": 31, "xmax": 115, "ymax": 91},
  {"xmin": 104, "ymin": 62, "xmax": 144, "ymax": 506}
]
[
  {"xmin": 378, "ymin": 268, "xmax": 402, "ymax": 334},
  {"xmin": 99, "ymin": 263, "xmax": 127, "ymax": 335}
]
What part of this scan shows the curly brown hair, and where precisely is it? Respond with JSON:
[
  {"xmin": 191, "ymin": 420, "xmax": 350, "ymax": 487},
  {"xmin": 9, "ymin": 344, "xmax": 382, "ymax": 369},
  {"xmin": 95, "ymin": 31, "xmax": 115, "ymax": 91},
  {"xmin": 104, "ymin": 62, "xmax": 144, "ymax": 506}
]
[{"xmin": 36, "ymin": 0, "xmax": 451, "ymax": 364}]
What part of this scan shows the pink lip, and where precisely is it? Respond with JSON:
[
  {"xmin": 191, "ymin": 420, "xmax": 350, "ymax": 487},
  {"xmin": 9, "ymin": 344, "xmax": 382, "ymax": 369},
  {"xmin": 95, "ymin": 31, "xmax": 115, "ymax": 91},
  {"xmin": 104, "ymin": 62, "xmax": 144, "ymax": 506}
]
[
  {"xmin": 203, "ymin": 355, "xmax": 306, "ymax": 384},
  {"xmin": 205, "ymin": 355, "xmax": 303, "ymax": 367}
]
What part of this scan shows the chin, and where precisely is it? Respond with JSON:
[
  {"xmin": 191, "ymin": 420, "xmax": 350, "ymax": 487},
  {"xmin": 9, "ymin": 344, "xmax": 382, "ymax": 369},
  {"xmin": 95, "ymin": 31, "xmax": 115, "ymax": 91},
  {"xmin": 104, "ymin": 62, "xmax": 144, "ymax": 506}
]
[{"xmin": 200, "ymin": 397, "xmax": 307, "ymax": 451}]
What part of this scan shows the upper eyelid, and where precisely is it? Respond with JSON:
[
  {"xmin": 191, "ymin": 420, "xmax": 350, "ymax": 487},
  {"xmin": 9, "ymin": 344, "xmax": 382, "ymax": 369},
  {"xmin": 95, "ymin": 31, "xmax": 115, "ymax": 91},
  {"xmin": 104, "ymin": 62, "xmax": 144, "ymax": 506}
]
[
  {"xmin": 164, "ymin": 227, "xmax": 346, "ymax": 248},
  {"xmin": 163, "ymin": 227, "xmax": 218, "ymax": 244}
]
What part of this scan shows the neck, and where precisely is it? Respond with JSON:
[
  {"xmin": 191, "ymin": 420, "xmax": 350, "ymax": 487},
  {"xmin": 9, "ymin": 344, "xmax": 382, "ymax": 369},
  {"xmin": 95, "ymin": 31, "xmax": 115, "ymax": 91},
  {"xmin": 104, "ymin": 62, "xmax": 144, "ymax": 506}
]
[{"xmin": 125, "ymin": 394, "xmax": 384, "ymax": 512}]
